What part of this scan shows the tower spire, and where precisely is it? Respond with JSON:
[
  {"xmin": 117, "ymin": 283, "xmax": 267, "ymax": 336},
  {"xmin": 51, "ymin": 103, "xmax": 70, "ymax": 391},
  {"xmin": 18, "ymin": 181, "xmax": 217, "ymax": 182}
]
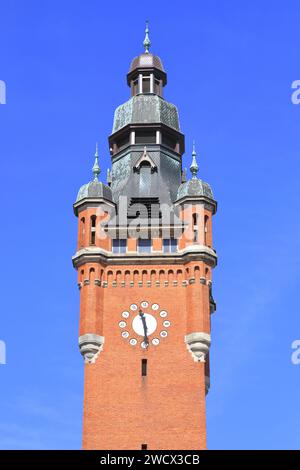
[
  {"xmin": 143, "ymin": 20, "xmax": 151, "ymax": 53},
  {"xmin": 190, "ymin": 141, "xmax": 199, "ymax": 179},
  {"xmin": 92, "ymin": 143, "xmax": 101, "ymax": 181}
]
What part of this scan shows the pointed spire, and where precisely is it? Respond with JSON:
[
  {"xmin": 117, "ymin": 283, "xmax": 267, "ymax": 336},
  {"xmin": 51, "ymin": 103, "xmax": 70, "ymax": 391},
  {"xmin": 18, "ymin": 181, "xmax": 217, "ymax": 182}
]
[
  {"xmin": 143, "ymin": 20, "xmax": 151, "ymax": 53},
  {"xmin": 92, "ymin": 143, "xmax": 101, "ymax": 181},
  {"xmin": 190, "ymin": 141, "xmax": 199, "ymax": 179}
]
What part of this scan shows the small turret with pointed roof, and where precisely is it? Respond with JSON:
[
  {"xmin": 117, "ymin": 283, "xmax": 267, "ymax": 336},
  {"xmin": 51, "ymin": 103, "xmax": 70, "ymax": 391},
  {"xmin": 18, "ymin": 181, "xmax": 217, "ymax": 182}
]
[
  {"xmin": 74, "ymin": 144, "xmax": 113, "ymax": 214},
  {"xmin": 127, "ymin": 21, "xmax": 167, "ymax": 90},
  {"xmin": 176, "ymin": 142, "xmax": 216, "ymax": 210}
]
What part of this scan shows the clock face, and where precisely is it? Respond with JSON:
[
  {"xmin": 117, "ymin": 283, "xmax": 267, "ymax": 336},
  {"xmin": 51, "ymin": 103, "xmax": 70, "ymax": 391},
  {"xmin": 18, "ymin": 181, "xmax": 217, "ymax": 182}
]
[{"xmin": 118, "ymin": 301, "xmax": 170, "ymax": 348}]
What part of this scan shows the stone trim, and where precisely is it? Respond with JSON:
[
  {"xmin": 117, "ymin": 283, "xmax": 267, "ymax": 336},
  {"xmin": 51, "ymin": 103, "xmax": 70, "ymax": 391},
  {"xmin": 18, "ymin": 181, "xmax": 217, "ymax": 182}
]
[
  {"xmin": 79, "ymin": 334, "xmax": 105, "ymax": 364},
  {"xmin": 185, "ymin": 332, "xmax": 211, "ymax": 362},
  {"xmin": 72, "ymin": 245, "xmax": 217, "ymax": 269},
  {"xmin": 78, "ymin": 278, "xmax": 213, "ymax": 290},
  {"xmin": 174, "ymin": 195, "xmax": 217, "ymax": 214},
  {"xmin": 73, "ymin": 198, "xmax": 116, "ymax": 216}
]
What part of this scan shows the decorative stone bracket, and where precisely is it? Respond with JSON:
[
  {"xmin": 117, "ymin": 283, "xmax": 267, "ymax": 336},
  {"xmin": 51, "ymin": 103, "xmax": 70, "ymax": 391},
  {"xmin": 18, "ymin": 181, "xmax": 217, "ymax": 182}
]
[
  {"xmin": 79, "ymin": 334, "xmax": 105, "ymax": 364},
  {"xmin": 185, "ymin": 332, "xmax": 211, "ymax": 362}
]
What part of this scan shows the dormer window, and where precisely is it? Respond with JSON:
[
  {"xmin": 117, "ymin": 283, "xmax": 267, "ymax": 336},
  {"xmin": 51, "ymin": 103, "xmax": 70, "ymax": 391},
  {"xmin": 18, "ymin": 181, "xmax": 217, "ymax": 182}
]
[
  {"xmin": 130, "ymin": 72, "xmax": 164, "ymax": 96},
  {"xmin": 135, "ymin": 131, "xmax": 156, "ymax": 144},
  {"xmin": 142, "ymin": 75, "xmax": 151, "ymax": 93}
]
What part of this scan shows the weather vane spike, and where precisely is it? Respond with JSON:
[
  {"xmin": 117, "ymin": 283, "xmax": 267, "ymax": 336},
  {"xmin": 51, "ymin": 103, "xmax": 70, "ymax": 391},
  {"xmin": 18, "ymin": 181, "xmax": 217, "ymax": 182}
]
[
  {"xmin": 190, "ymin": 140, "xmax": 199, "ymax": 179},
  {"xmin": 92, "ymin": 142, "xmax": 101, "ymax": 181},
  {"xmin": 143, "ymin": 20, "xmax": 151, "ymax": 53}
]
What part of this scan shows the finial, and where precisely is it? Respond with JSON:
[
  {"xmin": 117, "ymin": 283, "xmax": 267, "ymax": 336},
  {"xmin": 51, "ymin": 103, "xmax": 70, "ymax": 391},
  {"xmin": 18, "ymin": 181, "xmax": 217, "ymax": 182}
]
[
  {"xmin": 143, "ymin": 20, "xmax": 151, "ymax": 53},
  {"xmin": 92, "ymin": 143, "xmax": 101, "ymax": 181},
  {"xmin": 190, "ymin": 141, "xmax": 199, "ymax": 179}
]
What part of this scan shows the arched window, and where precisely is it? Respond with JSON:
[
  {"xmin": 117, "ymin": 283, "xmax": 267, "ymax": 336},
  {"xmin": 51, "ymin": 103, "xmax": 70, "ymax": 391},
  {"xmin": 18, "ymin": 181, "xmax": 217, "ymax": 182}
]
[
  {"xmin": 142, "ymin": 270, "xmax": 148, "ymax": 284},
  {"xmin": 90, "ymin": 215, "xmax": 96, "ymax": 245},
  {"xmin": 125, "ymin": 270, "xmax": 131, "ymax": 285},
  {"xmin": 116, "ymin": 270, "xmax": 122, "ymax": 284},
  {"xmin": 89, "ymin": 267, "xmax": 95, "ymax": 281},
  {"xmin": 142, "ymin": 75, "xmax": 151, "ymax": 93},
  {"xmin": 159, "ymin": 270, "xmax": 165, "ymax": 284},
  {"xmin": 80, "ymin": 217, "xmax": 85, "ymax": 247},
  {"xmin": 192, "ymin": 213, "xmax": 198, "ymax": 242},
  {"xmin": 177, "ymin": 270, "xmax": 183, "ymax": 283},
  {"xmin": 107, "ymin": 271, "xmax": 114, "ymax": 285},
  {"xmin": 194, "ymin": 266, "xmax": 200, "ymax": 280},
  {"xmin": 204, "ymin": 215, "xmax": 209, "ymax": 246}
]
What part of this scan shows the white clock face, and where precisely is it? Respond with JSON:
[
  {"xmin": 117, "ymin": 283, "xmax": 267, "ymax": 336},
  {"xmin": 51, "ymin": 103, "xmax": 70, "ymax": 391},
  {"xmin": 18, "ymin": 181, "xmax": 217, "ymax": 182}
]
[
  {"xmin": 118, "ymin": 301, "xmax": 170, "ymax": 348},
  {"xmin": 132, "ymin": 313, "xmax": 157, "ymax": 336}
]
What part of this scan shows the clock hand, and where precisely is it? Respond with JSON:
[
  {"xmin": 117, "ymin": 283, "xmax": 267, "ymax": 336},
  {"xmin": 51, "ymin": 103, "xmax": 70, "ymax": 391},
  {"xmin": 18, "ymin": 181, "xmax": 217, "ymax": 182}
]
[{"xmin": 139, "ymin": 310, "xmax": 149, "ymax": 347}]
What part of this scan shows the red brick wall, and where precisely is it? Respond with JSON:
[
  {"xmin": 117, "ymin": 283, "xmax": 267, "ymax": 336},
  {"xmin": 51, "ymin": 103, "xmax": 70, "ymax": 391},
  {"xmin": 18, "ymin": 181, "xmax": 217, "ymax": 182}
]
[{"xmin": 80, "ymin": 264, "xmax": 209, "ymax": 450}]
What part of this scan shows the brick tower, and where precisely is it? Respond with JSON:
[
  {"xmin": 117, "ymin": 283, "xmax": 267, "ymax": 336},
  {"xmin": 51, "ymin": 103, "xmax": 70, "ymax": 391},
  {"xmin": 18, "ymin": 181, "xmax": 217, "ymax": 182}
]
[{"xmin": 73, "ymin": 23, "xmax": 217, "ymax": 450}]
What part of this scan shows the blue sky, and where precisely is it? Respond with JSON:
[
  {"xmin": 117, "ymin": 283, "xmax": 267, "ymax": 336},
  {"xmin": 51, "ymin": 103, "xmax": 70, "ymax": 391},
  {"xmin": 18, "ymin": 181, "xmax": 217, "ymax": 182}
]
[{"xmin": 0, "ymin": 0, "xmax": 299, "ymax": 450}]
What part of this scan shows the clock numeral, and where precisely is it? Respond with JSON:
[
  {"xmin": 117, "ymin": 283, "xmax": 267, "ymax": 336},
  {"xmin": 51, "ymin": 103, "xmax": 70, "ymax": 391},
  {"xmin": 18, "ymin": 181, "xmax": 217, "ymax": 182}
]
[
  {"xmin": 122, "ymin": 311, "xmax": 130, "ymax": 318},
  {"xmin": 152, "ymin": 338, "xmax": 160, "ymax": 346},
  {"xmin": 160, "ymin": 310, "xmax": 167, "ymax": 318},
  {"xmin": 122, "ymin": 331, "xmax": 129, "ymax": 338},
  {"xmin": 130, "ymin": 304, "xmax": 138, "ymax": 311},
  {"xmin": 163, "ymin": 320, "xmax": 171, "ymax": 328},
  {"xmin": 152, "ymin": 303, "xmax": 159, "ymax": 311},
  {"xmin": 130, "ymin": 338, "xmax": 137, "ymax": 346},
  {"xmin": 160, "ymin": 330, "xmax": 168, "ymax": 338},
  {"xmin": 141, "ymin": 301, "xmax": 148, "ymax": 308},
  {"xmin": 119, "ymin": 321, "xmax": 126, "ymax": 328}
]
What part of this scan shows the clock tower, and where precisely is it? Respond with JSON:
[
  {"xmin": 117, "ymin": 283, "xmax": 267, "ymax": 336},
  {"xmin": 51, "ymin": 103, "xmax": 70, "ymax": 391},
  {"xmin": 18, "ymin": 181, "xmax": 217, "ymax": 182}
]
[{"xmin": 72, "ymin": 23, "xmax": 217, "ymax": 450}]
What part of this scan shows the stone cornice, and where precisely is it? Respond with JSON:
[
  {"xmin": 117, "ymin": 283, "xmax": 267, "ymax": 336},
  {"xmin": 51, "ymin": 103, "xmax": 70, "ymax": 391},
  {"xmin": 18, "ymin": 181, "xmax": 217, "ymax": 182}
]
[
  {"xmin": 72, "ymin": 244, "xmax": 217, "ymax": 268},
  {"xmin": 73, "ymin": 198, "xmax": 116, "ymax": 216},
  {"xmin": 174, "ymin": 195, "xmax": 217, "ymax": 214}
]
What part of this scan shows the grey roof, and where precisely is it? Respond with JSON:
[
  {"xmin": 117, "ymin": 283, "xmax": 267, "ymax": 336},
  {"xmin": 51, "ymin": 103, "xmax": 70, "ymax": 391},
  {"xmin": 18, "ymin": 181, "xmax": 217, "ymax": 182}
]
[
  {"xmin": 76, "ymin": 180, "xmax": 113, "ymax": 203},
  {"xmin": 111, "ymin": 149, "xmax": 181, "ymax": 204},
  {"xmin": 129, "ymin": 53, "xmax": 165, "ymax": 73},
  {"xmin": 176, "ymin": 178, "xmax": 214, "ymax": 201},
  {"xmin": 112, "ymin": 95, "xmax": 180, "ymax": 133}
]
